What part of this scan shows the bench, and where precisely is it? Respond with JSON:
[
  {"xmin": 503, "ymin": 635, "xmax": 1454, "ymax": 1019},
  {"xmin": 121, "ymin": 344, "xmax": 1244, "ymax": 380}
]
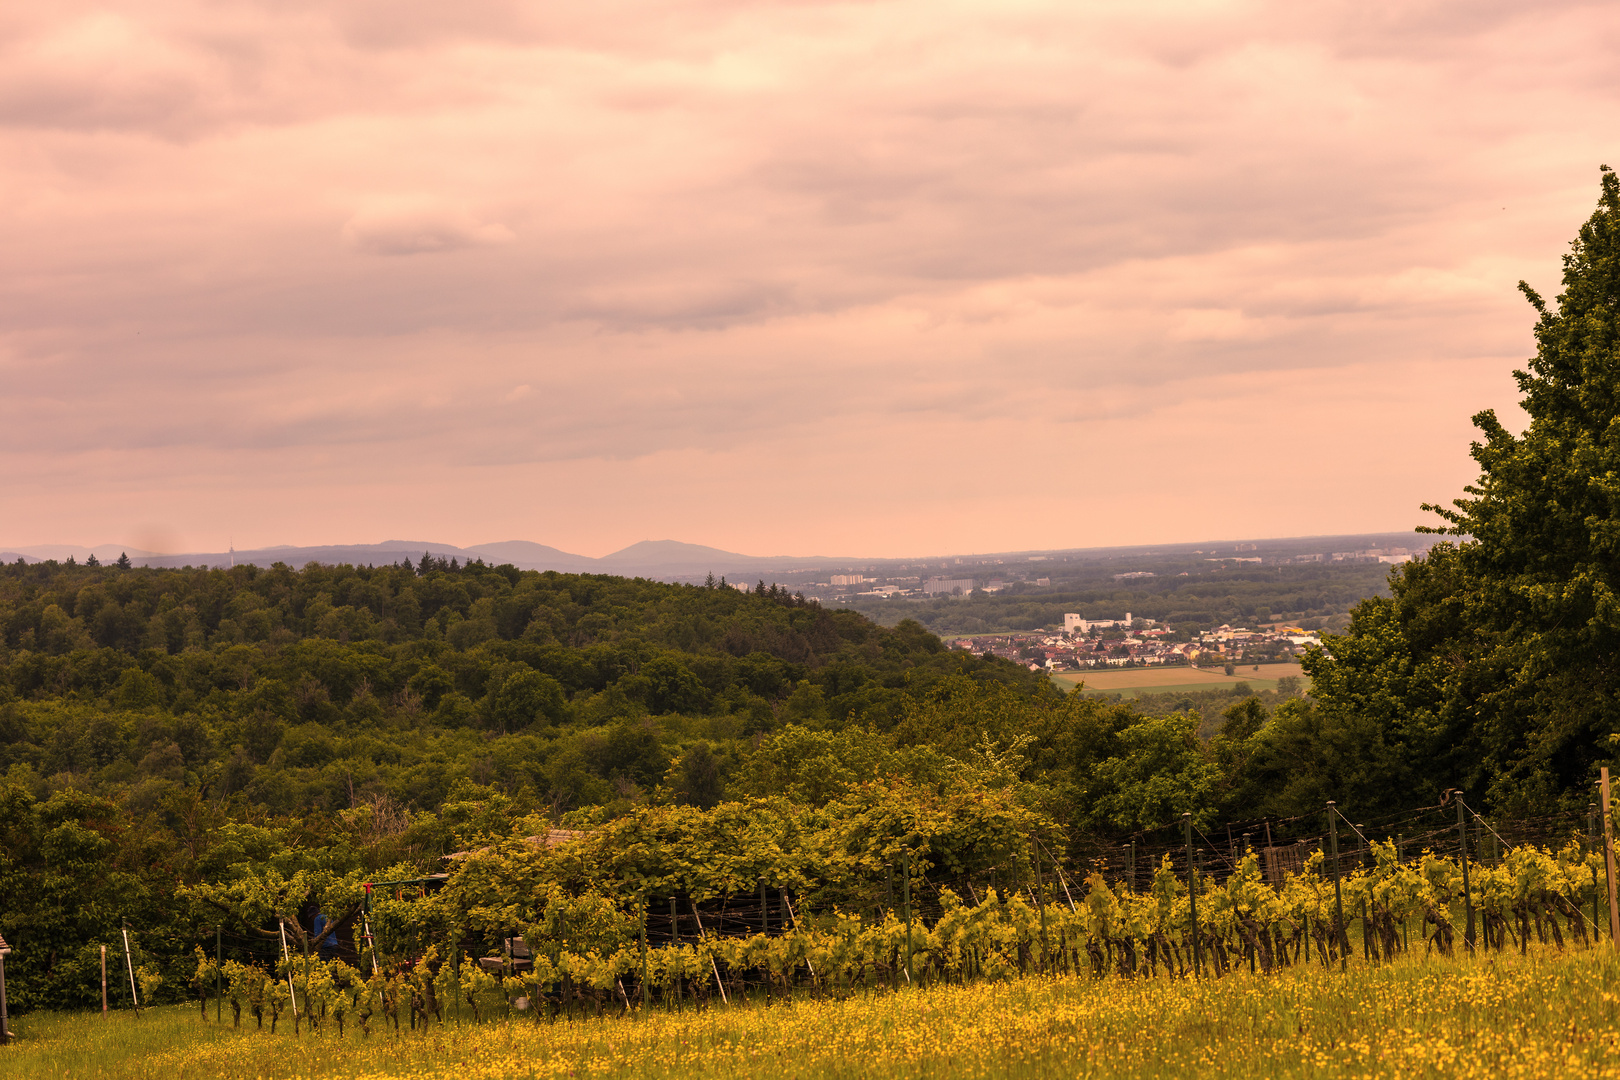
[{"xmin": 477, "ymin": 936, "xmax": 534, "ymax": 975}]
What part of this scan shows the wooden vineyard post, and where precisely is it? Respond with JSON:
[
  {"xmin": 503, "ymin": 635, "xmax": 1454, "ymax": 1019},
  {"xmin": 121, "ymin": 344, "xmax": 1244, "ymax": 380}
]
[
  {"xmin": 902, "ymin": 848, "xmax": 913, "ymax": 985},
  {"xmin": 639, "ymin": 898, "xmax": 649, "ymax": 1012},
  {"xmin": 1034, "ymin": 841, "xmax": 1047, "ymax": 972},
  {"xmin": 1361, "ymin": 897, "xmax": 1371, "ymax": 962},
  {"xmin": 1328, "ymin": 803, "xmax": 1346, "ymax": 968},
  {"xmin": 1128, "ymin": 841, "xmax": 1136, "ymax": 893},
  {"xmin": 758, "ymin": 876, "xmax": 772, "ymax": 999},
  {"xmin": 559, "ymin": 913, "xmax": 572, "ymax": 1019},
  {"xmin": 669, "ymin": 896, "xmax": 681, "ymax": 1001},
  {"xmin": 216, "ymin": 925, "xmax": 222, "ymax": 1023},
  {"xmin": 781, "ymin": 890, "xmax": 818, "ymax": 986},
  {"xmin": 689, "ymin": 903, "xmax": 727, "ymax": 1005},
  {"xmin": 1184, "ymin": 813, "xmax": 1201, "ymax": 978},
  {"xmin": 1592, "ymin": 803, "xmax": 1603, "ymax": 943},
  {"xmin": 1457, "ymin": 798, "xmax": 1475, "ymax": 951},
  {"xmin": 361, "ymin": 884, "xmax": 379, "ymax": 976},
  {"xmin": 1396, "ymin": 834, "xmax": 1410, "ymax": 951},
  {"xmin": 101, "ymin": 944, "xmax": 108, "ymax": 1015},
  {"xmin": 0, "ymin": 932, "xmax": 10, "ymax": 1045},
  {"xmin": 1603, "ymin": 768, "xmax": 1619, "ymax": 947},
  {"xmin": 1395, "ymin": 833, "xmax": 1408, "ymax": 951},
  {"xmin": 300, "ymin": 919, "xmax": 311, "ymax": 1032},
  {"xmin": 1243, "ymin": 829, "xmax": 1260, "ymax": 970}
]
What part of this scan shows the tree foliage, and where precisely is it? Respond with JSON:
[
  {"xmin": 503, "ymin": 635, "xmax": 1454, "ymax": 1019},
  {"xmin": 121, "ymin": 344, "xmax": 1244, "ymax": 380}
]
[{"xmin": 1307, "ymin": 167, "xmax": 1620, "ymax": 814}]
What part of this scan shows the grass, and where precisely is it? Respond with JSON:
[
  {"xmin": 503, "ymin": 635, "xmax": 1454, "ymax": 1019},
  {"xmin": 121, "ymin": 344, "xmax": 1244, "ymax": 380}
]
[
  {"xmin": 6, "ymin": 945, "xmax": 1620, "ymax": 1080},
  {"xmin": 1057, "ymin": 663, "xmax": 1307, "ymax": 689}
]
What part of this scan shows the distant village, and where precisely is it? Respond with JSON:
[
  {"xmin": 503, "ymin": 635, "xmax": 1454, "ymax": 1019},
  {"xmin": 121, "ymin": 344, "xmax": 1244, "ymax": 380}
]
[
  {"xmin": 945, "ymin": 613, "xmax": 1323, "ymax": 672},
  {"xmin": 799, "ymin": 545, "xmax": 1417, "ymax": 602},
  {"xmin": 721, "ymin": 543, "xmax": 1417, "ymax": 660}
]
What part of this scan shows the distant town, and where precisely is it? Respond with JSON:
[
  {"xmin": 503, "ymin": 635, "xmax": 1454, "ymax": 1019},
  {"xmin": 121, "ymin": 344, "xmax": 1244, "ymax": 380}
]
[
  {"xmin": 700, "ymin": 537, "xmax": 1427, "ymax": 642},
  {"xmin": 795, "ymin": 544, "xmax": 1418, "ymax": 604},
  {"xmin": 943, "ymin": 614, "xmax": 1321, "ymax": 672}
]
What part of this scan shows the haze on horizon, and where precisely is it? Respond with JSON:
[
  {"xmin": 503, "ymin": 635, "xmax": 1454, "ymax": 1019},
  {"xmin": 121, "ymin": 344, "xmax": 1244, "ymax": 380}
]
[{"xmin": 3, "ymin": 0, "xmax": 1613, "ymax": 560}]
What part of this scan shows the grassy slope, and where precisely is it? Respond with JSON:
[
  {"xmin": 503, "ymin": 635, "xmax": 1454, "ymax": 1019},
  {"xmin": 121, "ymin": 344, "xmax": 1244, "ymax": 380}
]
[{"xmin": 6, "ymin": 944, "xmax": 1618, "ymax": 1080}]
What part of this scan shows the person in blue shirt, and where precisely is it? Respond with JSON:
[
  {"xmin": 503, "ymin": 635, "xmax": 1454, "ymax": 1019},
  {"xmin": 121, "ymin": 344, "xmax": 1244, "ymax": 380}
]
[{"xmin": 311, "ymin": 911, "xmax": 339, "ymax": 959}]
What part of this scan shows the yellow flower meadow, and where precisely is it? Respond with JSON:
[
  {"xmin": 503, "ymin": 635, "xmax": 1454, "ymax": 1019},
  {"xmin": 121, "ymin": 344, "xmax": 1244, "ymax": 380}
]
[{"xmin": 7, "ymin": 944, "xmax": 1620, "ymax": 1080}]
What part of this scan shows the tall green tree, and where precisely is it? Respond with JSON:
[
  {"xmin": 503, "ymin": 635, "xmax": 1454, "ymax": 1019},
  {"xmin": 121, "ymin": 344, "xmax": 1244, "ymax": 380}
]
[{"xmin": 1309, "ymin": 166, "xmax": 1620, "ymax": 813}]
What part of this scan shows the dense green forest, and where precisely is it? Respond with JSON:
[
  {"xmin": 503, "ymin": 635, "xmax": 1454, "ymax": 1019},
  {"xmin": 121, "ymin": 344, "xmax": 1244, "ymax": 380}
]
[
  {"xmin": 0, "ymin": 558, "xmax": 1058, "ymax": 816},
  {"xmin": 0, "ymin": 555, "xmax": 1360, "ymax": 1011}
]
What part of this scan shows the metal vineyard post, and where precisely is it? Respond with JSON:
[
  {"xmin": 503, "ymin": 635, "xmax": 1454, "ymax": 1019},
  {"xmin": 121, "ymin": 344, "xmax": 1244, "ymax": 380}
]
[
  {"xmin": 277, "ymin": 920, "xmax": 297, "ymax": 1013},
  {"xmin": 1457, "ymin": 799, "xmax": 1474, "ymax": 951},
  {"xmin": 1328, "ymin": 803, "xmax": 1346, "ymax": 967},
  {"xmin": 1184, "ymin": 813, "xmax": 1201, "ymax": 978},
  {"xmin": 902, "ymin": 849, "xmax": 913, "ymax": 984},
  {"xmin": 122, "ymin": 924, "xmax": 141, "ymax": 1016}
]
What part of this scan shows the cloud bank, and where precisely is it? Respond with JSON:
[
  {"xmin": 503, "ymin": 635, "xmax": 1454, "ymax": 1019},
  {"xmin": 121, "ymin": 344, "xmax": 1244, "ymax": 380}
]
[{"xmin": 1, "ymin": 0, "xmax": 1614, "ymax": 556}]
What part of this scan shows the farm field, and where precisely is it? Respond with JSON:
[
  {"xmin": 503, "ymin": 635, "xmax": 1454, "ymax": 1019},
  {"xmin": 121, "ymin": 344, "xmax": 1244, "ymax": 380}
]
[
  {"xmin": 1051, "ymin": 662, "xmax": 1308, "ymax": 698},
  {"xmin": 4, "ymin": 944, "xmax": 1617, "ymax": 1080}
]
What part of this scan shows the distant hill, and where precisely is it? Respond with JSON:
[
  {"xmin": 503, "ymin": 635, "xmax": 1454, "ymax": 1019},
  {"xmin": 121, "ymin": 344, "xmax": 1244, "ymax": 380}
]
[
  {"xmin": 128, "ymin": 542, "xmax": 476, "ymax": 571},
  {"xmin": 598, "ymin": 540, "xmax": 751, "ymax": 564},
  {"xmin": 1, "ymin": 531, "xmax": 1438, "ymax": 582},
  {"xmin": 7, "ymin": 544, "xmax": 162, "ymax": 562},
  {"xmin": 594, "ymin": 540, "xmax": 839, "ymax": 576},
  {"xmin": 3, "ymin": 538, "xmax": 818, "ymax": 579},
  {"xmin": 464, "ymin": 540, "xmax": 599, "ymax": 572}
]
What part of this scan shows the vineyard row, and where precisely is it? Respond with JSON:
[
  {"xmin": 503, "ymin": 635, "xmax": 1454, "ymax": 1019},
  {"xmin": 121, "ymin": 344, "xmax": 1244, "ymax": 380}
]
[{"xmin": 173, "ymin": 838, "xmax": 1612, "ymax": 1034}]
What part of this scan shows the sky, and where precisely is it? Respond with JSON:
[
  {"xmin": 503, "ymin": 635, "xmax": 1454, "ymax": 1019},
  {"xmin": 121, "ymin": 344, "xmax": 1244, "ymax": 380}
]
[{"xmin": 2, "ymin": 0, "xmax": 1615, "ymax": 559}]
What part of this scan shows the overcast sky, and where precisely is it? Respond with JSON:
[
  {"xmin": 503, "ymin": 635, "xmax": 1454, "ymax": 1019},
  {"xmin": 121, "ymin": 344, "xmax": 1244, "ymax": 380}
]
[{"xmin": 1, "ymin": 0, "xmax": 1613, "ymax": 558}]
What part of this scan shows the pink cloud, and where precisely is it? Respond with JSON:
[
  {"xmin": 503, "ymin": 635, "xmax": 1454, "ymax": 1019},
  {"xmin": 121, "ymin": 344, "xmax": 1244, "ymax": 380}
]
[
  {"xmin": 342, "ymin": 197, "xmax": 515, "ymax": 255},
  {"xmin": 0, "ymin": 0, "xmax": 1614, "ymax": 555}
]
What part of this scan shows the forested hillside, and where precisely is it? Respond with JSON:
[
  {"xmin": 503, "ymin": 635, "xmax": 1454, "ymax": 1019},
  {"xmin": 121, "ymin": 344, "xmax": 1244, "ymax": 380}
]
[
  {"xmin": 0, "ymin": 555, "xmax": 1343, "ymax": 1011},
  {"xmin": 0, "ymin": 558, "xmax": 1058, "ymax": 816}
]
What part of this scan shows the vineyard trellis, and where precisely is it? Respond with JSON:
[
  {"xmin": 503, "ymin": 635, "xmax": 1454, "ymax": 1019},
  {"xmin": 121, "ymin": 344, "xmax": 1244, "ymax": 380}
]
[{"xmin": 175, "ymin": 791, "xmax": 1620, "ymax": 1031}]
